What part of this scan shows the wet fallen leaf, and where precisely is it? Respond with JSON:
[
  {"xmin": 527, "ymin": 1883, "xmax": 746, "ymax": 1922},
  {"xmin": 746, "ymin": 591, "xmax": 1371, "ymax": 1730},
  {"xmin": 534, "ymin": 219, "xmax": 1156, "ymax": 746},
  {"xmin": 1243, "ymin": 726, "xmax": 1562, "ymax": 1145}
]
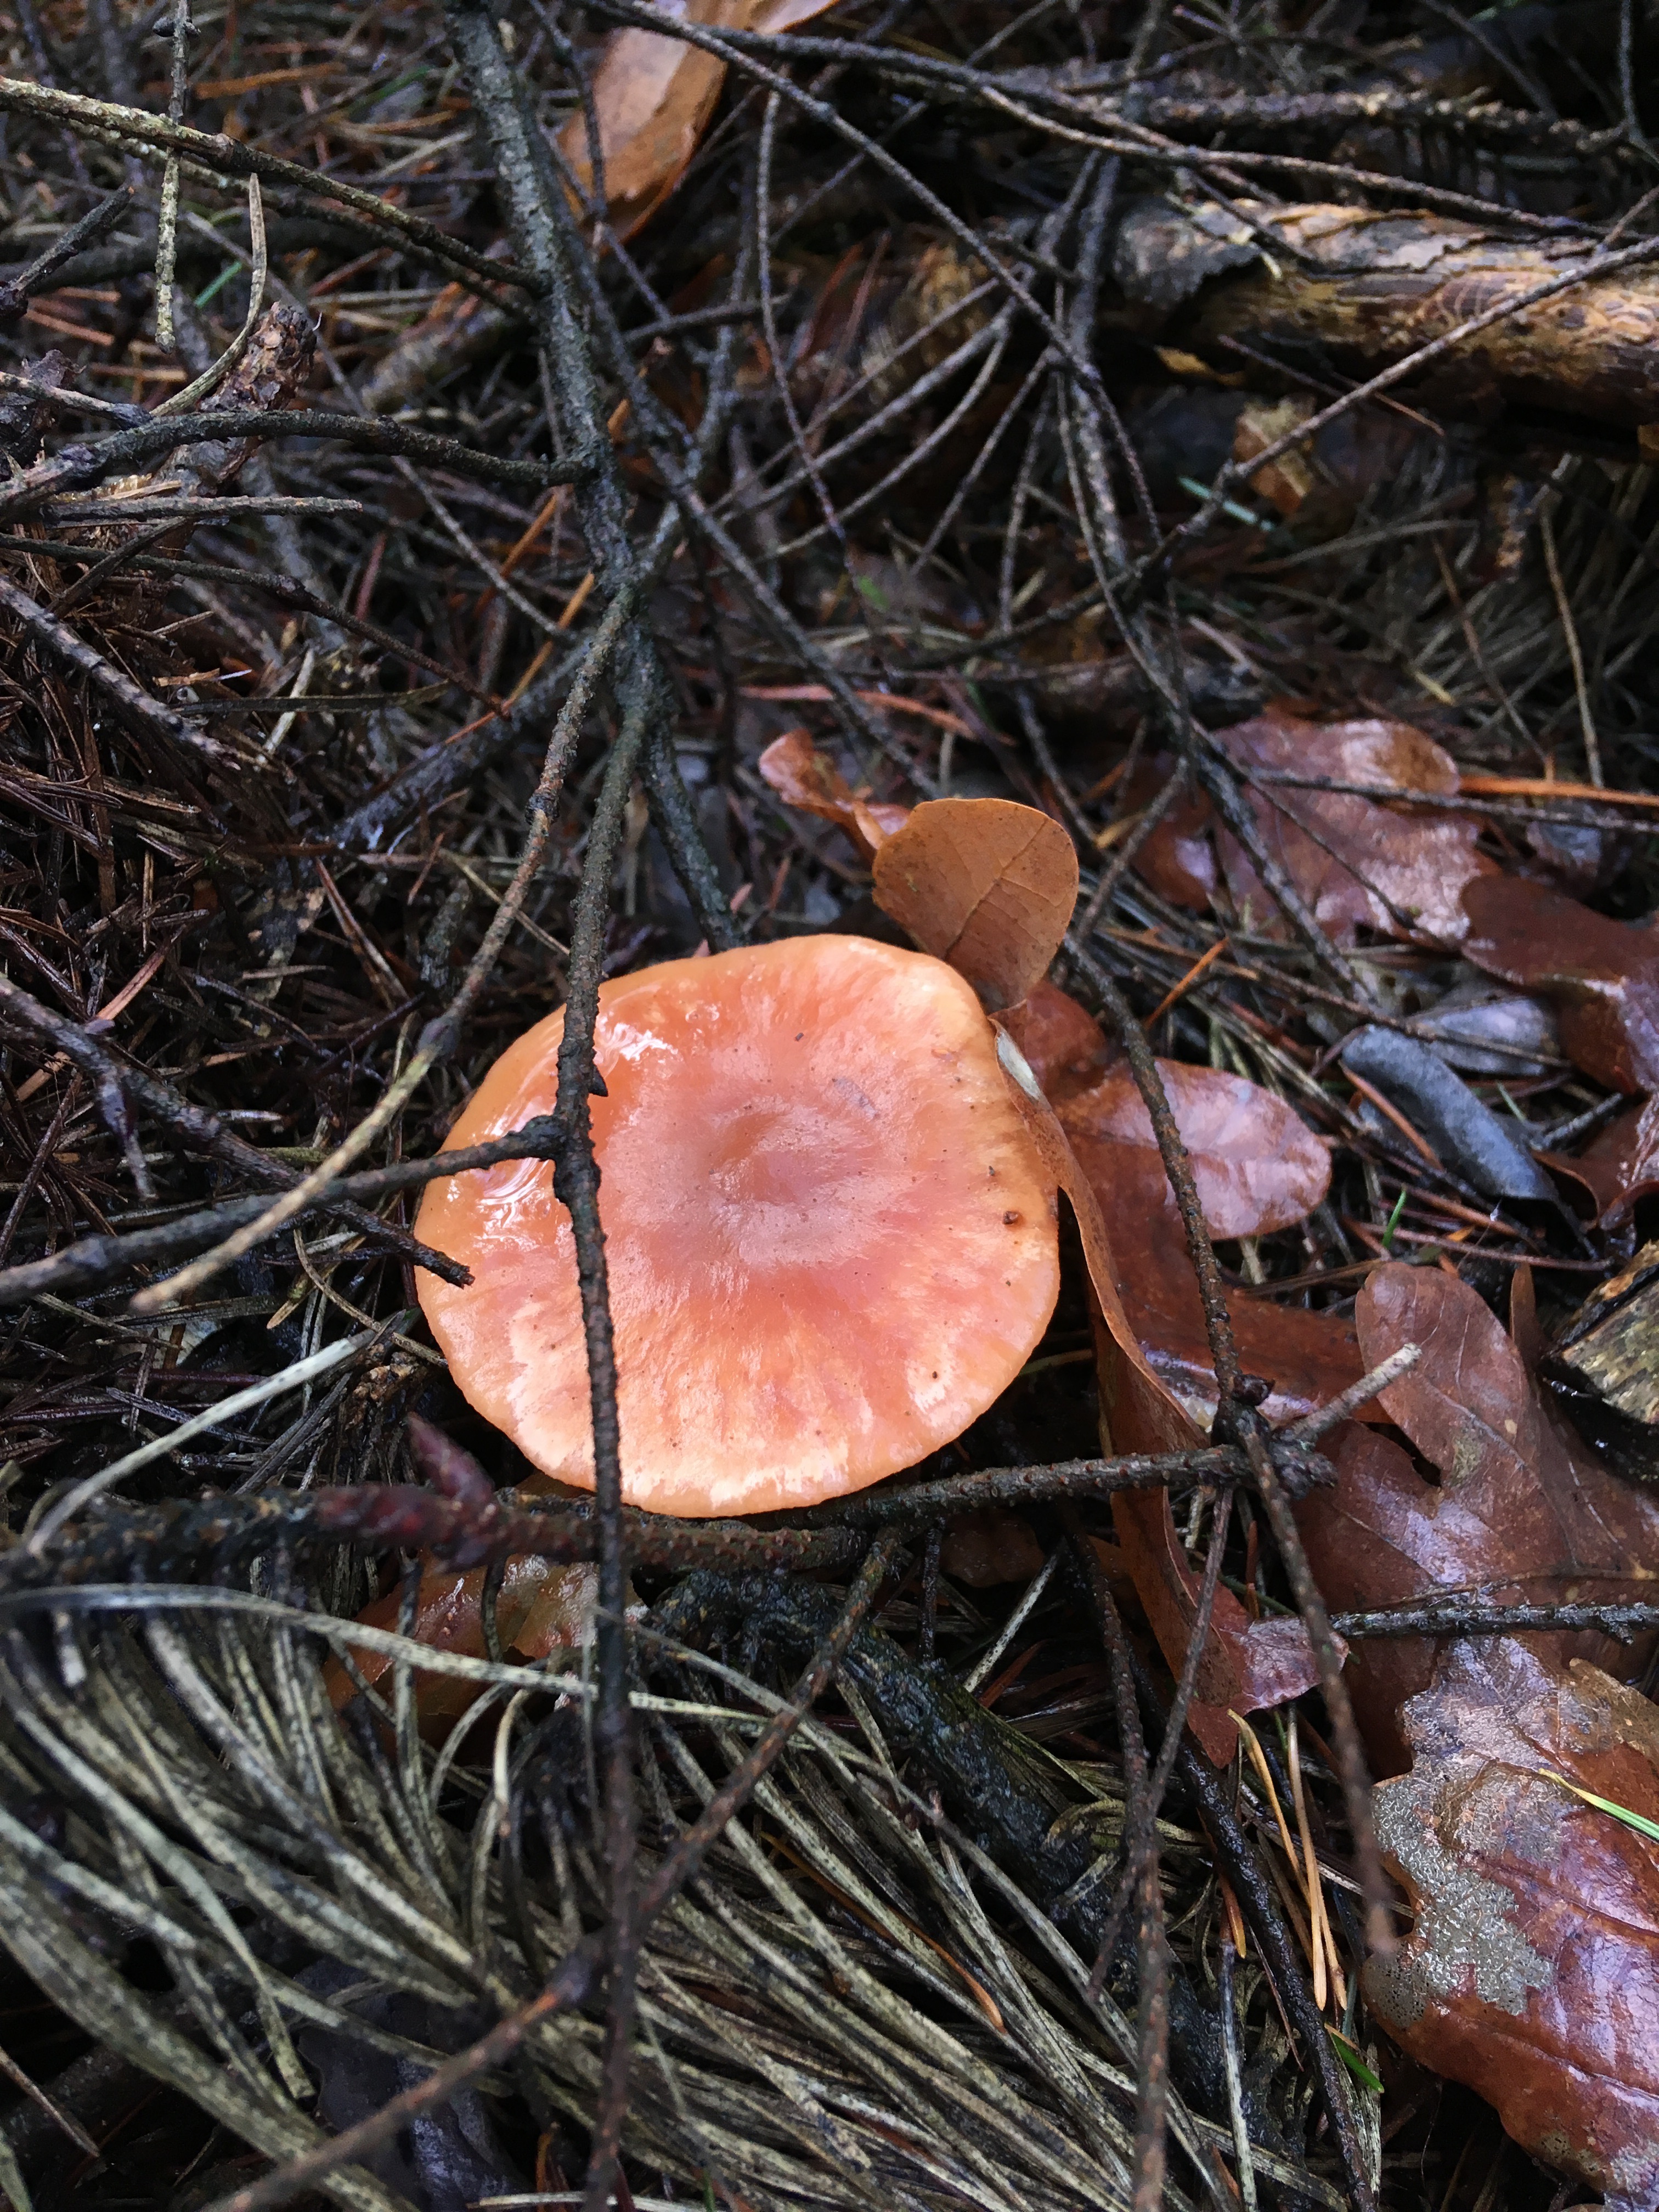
[
  {"xmin": 1059, "ymin": 1058, "xmax": 1331, "ymax": 1242},
  {"xmin": 558, "ymin": 0, "xmax": 844, "ymax": 240},
  {"xmin": 1462, "ymin": 874, "xmax": 1659, "ymax": 1094},
  {"xmin": 1338, "ymin": 1025, "xmax": 1556, "ymax": 1201},
  {"xmin": 1215, "ymin": 711, "xmax": 1496, "ymax": 945},
  {"xmin": 1294, "ymin": 1262, "xmax": 1659, "ymax": 1775},
  {"xmin": 756, "ymin": 730, "xmax": 909, "ymax": 863},
  {"xmin": 1544, "ymin": 1095, "xmax": 1659, "ymax": 1228},
  {"xmin": 324, "ymin": 1469, "xmax": 596, "ymax": 1739},
  {"xmin": 993, "ymin": 1028, "xmax": 1324, "ymax": 1759},
  {"xmin": 1062, "ymin": 1060, "xmax": 1347, "ymax": 1760},
  {"xmin": 1365, "ymin": 1639, "xmax": 1659, "ymax": 2211},
  {"xmin": 874, "ymin": 797, "xmax": 1079, "ymax": 1011},
  {"xmin": 1114, "ymin": 754, "xmax": 1216, "ymax": 913},
  {"xmin": 997, "ymin": 976, "xmax": 1117, "ymax": 1104},
  {"xmin": 1043, "ymin": 1032, "xmax": 1356, "ymax": 1429},
  {"xmin": 1131, "ymin": 713, "xmax": 1495, "ymax": 944},
  {"xmin": 1412, "ymin": 976, "xmax": 1561, "ymax": 1078}
]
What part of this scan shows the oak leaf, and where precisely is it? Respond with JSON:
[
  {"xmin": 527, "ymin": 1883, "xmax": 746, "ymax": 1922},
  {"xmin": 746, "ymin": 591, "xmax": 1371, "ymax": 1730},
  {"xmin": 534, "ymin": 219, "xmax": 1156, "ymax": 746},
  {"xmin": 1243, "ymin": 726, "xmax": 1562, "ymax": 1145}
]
[
  {"xmin": 1367, "ymin": 1639, "xmax": 1659, "ymax": 2212},
  {"xmin": 1131, "ymin": 712, "xmax": 1494, "ymax": 944},
  {"xmin": 1294, "ymin": 1263, "xmax": 1659, "ymax": 1774}
]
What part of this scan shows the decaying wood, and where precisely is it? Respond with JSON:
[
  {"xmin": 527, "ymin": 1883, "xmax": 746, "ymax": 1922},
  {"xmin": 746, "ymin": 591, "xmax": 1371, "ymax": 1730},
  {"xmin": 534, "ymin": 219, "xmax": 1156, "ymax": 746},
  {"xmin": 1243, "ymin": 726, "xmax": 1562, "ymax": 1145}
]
[{"xmin": 1114, "ymin": 197, "xmax": 1659, "ymax": 428}]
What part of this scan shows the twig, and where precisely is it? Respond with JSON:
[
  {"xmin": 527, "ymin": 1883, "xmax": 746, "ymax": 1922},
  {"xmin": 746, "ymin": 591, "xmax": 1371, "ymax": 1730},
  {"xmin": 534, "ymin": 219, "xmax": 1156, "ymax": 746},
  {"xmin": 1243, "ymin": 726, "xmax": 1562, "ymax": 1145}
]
[
  {"xmin": 156, "ymin": 175, "xmax": 268, "ymax": 415},
  {"xmin": 1278, "ymin": 1346, "xmax": 1421, "ymax": 1448},
  {"xmin": 1332, "ymin": 1597, "xmax": 1659, "ymax": 1640},
  {"xmin": 0, "ymin": 187, "xmax": 133, "ymax": 321},
  {"xmin": 152, "ymin": 2, "xmax": 194, "ymax": 352},
  {"xmin": 0, "ymin": 75, "xmax": 531, "ymax": 295},
  {"xmin": 0, "ymin": 410, "xmax": 583, "ymax": 529}
]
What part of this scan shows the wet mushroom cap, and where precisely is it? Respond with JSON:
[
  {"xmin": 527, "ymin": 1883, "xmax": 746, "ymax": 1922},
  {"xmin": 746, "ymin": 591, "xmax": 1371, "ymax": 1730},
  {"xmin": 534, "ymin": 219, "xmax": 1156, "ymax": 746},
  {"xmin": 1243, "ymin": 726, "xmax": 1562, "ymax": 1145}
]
[{"xmin": 416, "ymin": 935, "xmax": 1060, "ymax": 1517}]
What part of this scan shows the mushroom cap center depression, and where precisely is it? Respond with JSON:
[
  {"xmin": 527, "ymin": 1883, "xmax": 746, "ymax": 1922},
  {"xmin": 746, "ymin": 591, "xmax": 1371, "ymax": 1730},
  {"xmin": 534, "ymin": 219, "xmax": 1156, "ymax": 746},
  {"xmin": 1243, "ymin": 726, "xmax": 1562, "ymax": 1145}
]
[{"xmin": 416, "ymin": 936, "xmax": 1059, "ymax": 1517}]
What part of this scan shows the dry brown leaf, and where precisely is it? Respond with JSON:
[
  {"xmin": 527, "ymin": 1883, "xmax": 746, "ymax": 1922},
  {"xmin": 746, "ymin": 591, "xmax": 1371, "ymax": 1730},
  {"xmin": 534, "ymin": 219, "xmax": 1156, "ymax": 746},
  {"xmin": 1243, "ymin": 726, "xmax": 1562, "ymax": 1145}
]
[
  {"xmin": 557, "ymin": 0, "xmax": 844, "ymax": 240},
  {"xmin": 1367, "ymin": 1640, "xmax": 1659, "ymax": 2211},
  {"xmin": 1294, "ymin": 1262, "xmax": 1659, "ymax": 1775},
  {"xmin": 755, "ymin": 730, "xmax": 909, "ymax": 862},
  {"xmin": 874, "ymin": 797, "xmax": 1079, "ymax": 1011}
]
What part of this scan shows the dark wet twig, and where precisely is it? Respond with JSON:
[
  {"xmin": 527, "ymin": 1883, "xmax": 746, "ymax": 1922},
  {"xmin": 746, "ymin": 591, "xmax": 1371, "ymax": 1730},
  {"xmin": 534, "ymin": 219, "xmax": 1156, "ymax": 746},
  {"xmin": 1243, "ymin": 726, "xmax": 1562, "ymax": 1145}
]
[
  {"xmin": 0, "ymin": 972, "xmax": 463, "ymax": 1286},
  {"xmin": 0, "ymin": 409, "xmax": 580, "ymax": 529},
  {"xmin": 0, "ymin": 1115, "xmax": 582, "ymax": 1308},
  {"xmin": 1333, "ymin": 1596, "xmax": 1659, "ymax": 1640},
  {"xmin": 0, "ymin": 185, "xmax": 132, "ymax": 321},
  {"xmin": 0, "ymin": 74, "xmax": 529, "ymax": 294}
]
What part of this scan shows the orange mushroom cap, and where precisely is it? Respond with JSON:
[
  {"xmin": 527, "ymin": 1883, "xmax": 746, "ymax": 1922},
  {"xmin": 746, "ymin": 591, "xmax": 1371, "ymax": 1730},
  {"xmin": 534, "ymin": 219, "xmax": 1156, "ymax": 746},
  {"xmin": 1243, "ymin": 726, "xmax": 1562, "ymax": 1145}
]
[{"xmin": 416, "ymin": 935, "xmax": 1059, "ymax": 1517}]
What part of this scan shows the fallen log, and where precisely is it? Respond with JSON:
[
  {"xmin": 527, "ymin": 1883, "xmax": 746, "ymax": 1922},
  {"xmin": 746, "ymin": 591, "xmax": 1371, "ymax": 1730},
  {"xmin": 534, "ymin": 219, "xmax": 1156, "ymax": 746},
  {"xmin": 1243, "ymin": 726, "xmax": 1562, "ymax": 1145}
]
[{"xmin": 1111, "ymin": 196, "xmax": 1659, "ymax": 431}]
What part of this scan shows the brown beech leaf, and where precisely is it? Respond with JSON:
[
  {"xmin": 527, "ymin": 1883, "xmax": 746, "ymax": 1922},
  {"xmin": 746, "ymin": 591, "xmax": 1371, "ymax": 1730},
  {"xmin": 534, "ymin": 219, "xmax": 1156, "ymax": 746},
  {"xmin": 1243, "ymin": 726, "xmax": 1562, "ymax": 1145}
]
[
  {"xmin": 874, "ymin": 797, "xmax": 1079, "ymax": 1011},
  {"xmin": 1215, "ymin": 710, "xmax": 1495, "ymax": 945},
  {"xmin": 1365, "ymin": 1639, "xmax": 1659, "ymax": 2211},
  {"xmin": 995, "ymin": 1031, "xmax": 1325, "ymax": 1760},
  {"xmin": 756, "ymin": 730, "xmax": 909, "ymax": 862},
  {"xmin": 557, "ymin": 0, "xmax": 843, "ymax": 240},
  {"xmin": 1056, "ymin": 1054, "xmax": 1353, "ymax": 1429},
  {"xmin": 325, "ymin": 1545, "xmax": 596, "ymax": 1737},
  {"xmin": 1462, "ymin": 874, "xmax": 1659, "ymax": 1095},
  {"xmin": 1060, "ymin": 1059, "xmax": 1331, "ymax": 1240},
  {"xmin": 1294, "ymin": 1262, "xmax": 1659, "ymax": 1775}
]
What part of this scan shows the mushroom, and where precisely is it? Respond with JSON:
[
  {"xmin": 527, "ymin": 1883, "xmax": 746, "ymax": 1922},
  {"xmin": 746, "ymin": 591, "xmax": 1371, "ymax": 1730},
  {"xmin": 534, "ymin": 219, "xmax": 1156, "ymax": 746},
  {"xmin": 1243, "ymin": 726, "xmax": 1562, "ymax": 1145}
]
[{"xmin": 416, "ymin": 934, "xmax": 1059, "ymax": 1517}]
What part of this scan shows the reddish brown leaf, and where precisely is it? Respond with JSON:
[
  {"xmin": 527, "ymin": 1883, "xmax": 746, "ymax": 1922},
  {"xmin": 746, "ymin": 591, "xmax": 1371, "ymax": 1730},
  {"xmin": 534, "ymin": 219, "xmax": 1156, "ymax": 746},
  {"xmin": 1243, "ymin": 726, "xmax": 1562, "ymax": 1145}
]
[
  {"xmin": 1462, "ymin": 873, "xmax": 1659, "ymax": 1095},
  {"xmin": 1544, "ymin": 1095, "xmax": 1659, "ymax": 1228},
  {"xmin": 1214, "ymin": 710, "xmax": 1495, "ymax": 945},
  {"xmin": 874, "ymin": 798, "xmax": 1079, "ymax": 1011},
  {"xmin": 1294, "ymin": 1263, "xmax": 1659, "ymax": 1775},
  {"xmin": 1365, "ymin": 1640, "xmax": 1659, "ymax": 2211},
  {"xmin": 324, "ymin": 1545, "xmax": 596, "ymax": 1737},
  {"xmin": 756, "ymin": 730, "xmax": 909, "ymax": 862},
  {"xmin": 1116, "ymin": 757, "xmax": 1217, "ymax": 914},
  {"xmin": 1059, "ymin": 1059, "xmax": 1331, "ymax": 1240},
  {"xmin": 993, "ymin": 1034, "xmax": 1327, "ymax": 1758},
  {"xmin": 1057, "ymin": 1054, "xmax": 1355, "ymax": 1430},
  {"xmin": 997, "ymin": 977, "xmax": 1116, "ymax": 1104}
]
